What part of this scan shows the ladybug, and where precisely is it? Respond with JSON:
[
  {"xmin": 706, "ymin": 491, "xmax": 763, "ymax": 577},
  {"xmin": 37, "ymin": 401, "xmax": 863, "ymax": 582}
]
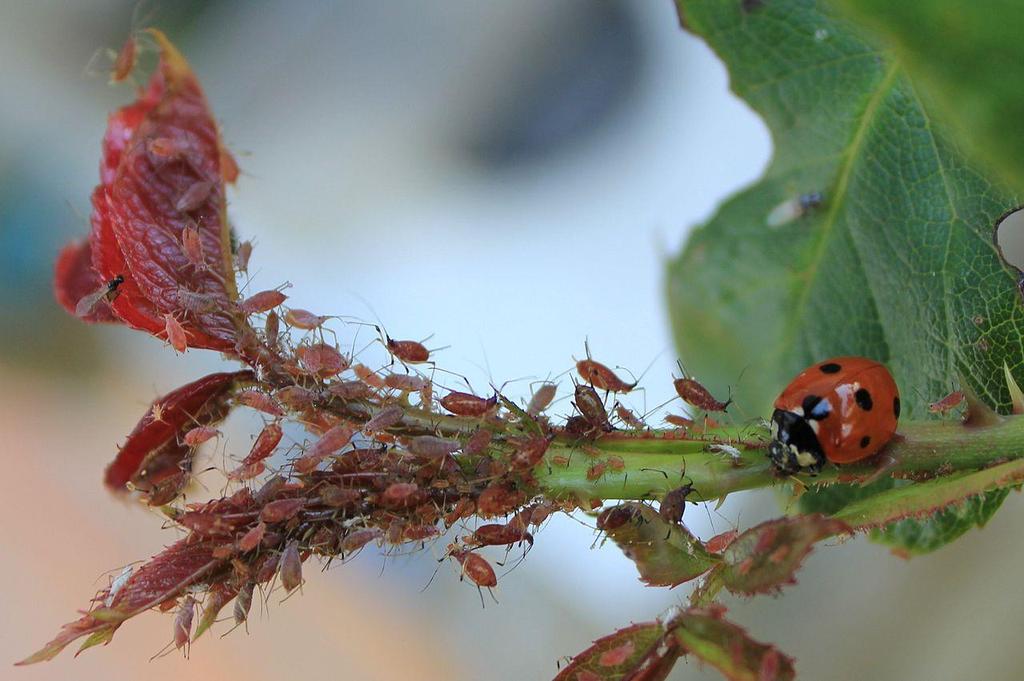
[{"xmin": 768, "ymin": 357, "xmax": 900, "ymax": 474}]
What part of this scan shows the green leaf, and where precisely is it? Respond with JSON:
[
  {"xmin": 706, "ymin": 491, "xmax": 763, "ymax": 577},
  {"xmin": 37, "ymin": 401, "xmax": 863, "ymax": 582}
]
[
  {"xmin": 596, "ymin": 503, "xmax": 718, "ymax": 587},
  {"xmin": 869, "ymin": 488, "xmax": 1011, "ymax": 556},
  {"xmin": 834, "ymin": 0, "xmax": 1024, "ymax": 188},
  {"xmin": 796, "ymin": 477, "xmax": 898, "ymax": 516},
  {"xmin": 671, "ymin": 606, "xmax": 796, "ymax": 681},
  {"xmin": 668, "ymin": 0, "xmax": 1022, "ymax": 419},
  {"xmin": 719, "ymin": 515, "xmax": 849, "ymax": 594}
]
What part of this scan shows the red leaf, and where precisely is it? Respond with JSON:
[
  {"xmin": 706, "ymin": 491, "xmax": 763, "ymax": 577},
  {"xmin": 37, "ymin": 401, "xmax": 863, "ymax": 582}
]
[
  {"xmin": 53, "ymin": 240, "xmax": 120, "ymax": 323},
  {"xmin": 88, "ymin": 30, "xmax": 246, "ymax": 352},
  {"xmin": 671, "ymin": 606, "xmax": 796, "ymax": 681},
  {"xmin": 554, "ymin": 622, "xmax": 681, "ymax": 681},
  {"xmin": 104, "ymin": 370, "xmax": 252, "ymax": 493},
  {"xmin": 719, "ymin": 515, "xmax": 849, "ymax": 596},
  {"xmin": 17, "ymin": 538, "xmax": 223, "ymax": 665}
]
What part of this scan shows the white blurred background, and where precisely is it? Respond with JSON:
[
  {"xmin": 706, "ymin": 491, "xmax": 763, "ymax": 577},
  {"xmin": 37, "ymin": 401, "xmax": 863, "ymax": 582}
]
[{"xmin": 2, "ymin": 2, "xmax": 1023, "ymax": 679}]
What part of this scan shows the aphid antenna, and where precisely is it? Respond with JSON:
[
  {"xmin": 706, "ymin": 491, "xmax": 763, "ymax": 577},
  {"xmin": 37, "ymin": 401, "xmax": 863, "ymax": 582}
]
[
  {"xmin": 641, "ymin": 394, "xmax": 680, "ymax": 421},
  {"xmin": 639, "ymin": 467, "xmax": 669, "ymax": 479},
  {"xmin": 627, "ymin": 346, "xmax": 669, "ymax": 388}
]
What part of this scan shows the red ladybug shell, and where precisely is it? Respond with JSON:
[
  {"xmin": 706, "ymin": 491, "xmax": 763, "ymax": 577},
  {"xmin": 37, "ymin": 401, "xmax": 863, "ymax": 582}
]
[{"xmin": 773, "ymin": 357, "xmax": 900, "ymax": 467}]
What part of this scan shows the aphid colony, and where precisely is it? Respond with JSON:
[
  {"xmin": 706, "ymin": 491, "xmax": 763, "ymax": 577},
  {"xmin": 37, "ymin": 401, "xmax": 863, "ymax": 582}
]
[{"xmin": 43, "ymin": 32, "xmax": 931, "ymax": 664}]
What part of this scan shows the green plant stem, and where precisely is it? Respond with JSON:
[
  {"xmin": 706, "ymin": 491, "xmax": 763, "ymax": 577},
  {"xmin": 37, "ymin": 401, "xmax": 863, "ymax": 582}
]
[{"xmin": 533, "ymin": 415, "xmax": 1024, "ymax": 503}]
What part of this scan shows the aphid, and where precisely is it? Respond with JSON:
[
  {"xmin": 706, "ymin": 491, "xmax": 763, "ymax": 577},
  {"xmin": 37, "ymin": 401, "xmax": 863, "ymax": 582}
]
[
  {"xmin": 296, "ymin": 343, "xmax": 349, "ymax": 377},
  {"xmin": 526, "ymin": 383, "xmax": 557, "ymax": 417},
  {"xmin": 275, "ymin": 386, "xmax": 315, "ymax": 411},
  {"xmin": 253, "ymin": 475, "xmax": 287, "ymax": 505},
  {"xmin": 673, "ymin": 373, "xmax": 732, "ymax": 412},
  {"xmin": 509, "ymin": 435, "xmax": 550, "ymax": 469},
  {"xmin": 75, "ymin": 274, "xmax": 124, "ymax": 318},
  {"xmin": 353, "ymin": 364, "xmax": 387, "ymax": 390},
  {"xmin": 328, "ymin": 380, "xmax": 371, "ymax": 400},
  {"xmin": 235, "ymin": 391, "xmax": 285, "ymax": 416},
  {"xmin": 586, "ymin": 462, "xmax": 607, "ymax": 481},
  {"xmin": 263, "ymin": 310, "xmax": 280, "ymax": 347},
  {"xmin": 104, "ymin": 565, "xmax": 133, "ymax": 607},
  {"xmin": 708, "ymin": 443, "xmax": 742, "ymax": 460},
  {"xmin": 596, "ymin": 505, "xmax": 640, "ymax": 531},
  {"xmin": 173, "ymin": 596, "xmax": 196, "ymax": 651},
  {"xmin": 576, "ymin": 359, "xmax": 636, "ymax": 393},
  {"xmin": 705, "ymin": 529, "xmax": 738, "ymax": 553},
  {"xmin": 182, "ymin": 425, "xmax": 219, "ymax": 447},
  {"xmin": 239, "ymin": 423, "xmax": 284, "ymax": 469},
  {"xmin": 363, "ymin": 404, "xmax": 404, "ymax": 432},
  {"xmin": 768, "ymin": 356, "xmax": 900, "ymax": 474},
  {"xmin": 659, "ymin": 483, "xmax": 695, "ymax": 525},
  {"xmin": 449, "ymin": 547, "xmax": 497, "ymax": 588},
  {"xmin": 512, "ymin": 501, "xmax": 555, "ymax": 529},
  {"xmin": 175, "ymin": 180, "xmax": 215, "ymax": 213},
  {"xmin": 233, "ymin": 582, "xmax": 254, "ymax": 625},
  {"xmin": 444, "ymin": 498, "xmax": 477, "ymax": 526},
  {"xmin": 284, "ymin": 308, "xmax": 328, "ymax": 330},
  {"xmin": 477, "ymin": 484, "xmax": 525, "ymax": 517},
  {"xmin": 469, "ymin": 523, "xmax": 533, "ymax": 547},
  {"xmin": 440, "ymin": 391, "xmax": 498, "ymax": 417},
  {"xmin": 614, "ymin": 403, "xmax": 646, "ymax": 429},
  {"xmin": 409, "ymin": 435, "xmax": 461, "ymax": 459},
  {"xmin": 463, "ymin": 429, "xmax": 492, "ymax": 456},
  {"xmin": 279, "ymin": 540, "xmax": 303, "ymax": 591},
  {"xmin": 766, "ymin": 191, "xmax": 824, "ymax": 227},
  {"xmin": 320, "ymin": 485, "xmax": 362, "ymax": 508},
  {"xmin": 146, "ymin": 136, "xmax": 188, "ymax": 162},
  {"xmin": 110, "ymin": 35, "xmax": 136, "ymax": 83},
  {"xmin": 664, "ymin": 414, "xmax": 694, "ymax": 428},
  {"xmin": 308, "ymin": 424, "xmax": 354, "ymax": 459},
  {"xmin": 929, "ymin": 390, "xmax": 964, "ymax": 414},
  {"xmin": 574, "ymin": 384, "xmax": 612, "ymax": 431},
  {"xmin": 419, "ymin": 380, "xmax": 433, "ymax": 410},
  {"xmin": 238, "ymin": 522, "xmax": 266, "ymax": 552},
  {"xmin": 235, "ymin": 240, "xmax": 253, "ymax": 272},
  {"xmin": 260, "ymin": 498, "xmax": 306, "ymax": 523},
  {"xmin": 384, "ymin": 373, "xmax": 428, "ymax": 392},
  {"xmin": 238, "ymin": 289, "xmax": 288, "ymax": 315},
  {"xmin": 384, "ymin": 334, "xmax": 430, "ymax": 364},
  {"xmin": 381, "ymin": 482, "xmax": 421, "ymax": 508},
  {"xmin": 254, "ymin": 553, "xmax": 280, "ymax": 585},
  {"xmin": 180, "ymin": 224, "xmax": 206, "ymax": 271},
  {"xmin": 176, "ymin": 287, "xmax": 220, "ymax": 314},
  {"xmin": 163, "ymin": 313, "xmax": 188, "ymax": 353},
  {"xmin": 403, "ymin": 524, "xmax": 441, "ymax": 542},
  {"xmin": 606, "ymin": 456, "xmax": 625, "ymax": 471},
  {"xmin": 341, "ymin": 528, "xmax": 383, "ymax": 554},
  {"xmin": 559, "ymin": 417, "xmax": 588, "ymax": 440}
]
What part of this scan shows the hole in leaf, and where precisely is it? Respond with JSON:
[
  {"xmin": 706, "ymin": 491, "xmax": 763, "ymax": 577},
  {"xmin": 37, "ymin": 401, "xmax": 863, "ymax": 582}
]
[{"xmin": 994, "ymin": 207, "xmax": 1024, "ymax": 302}]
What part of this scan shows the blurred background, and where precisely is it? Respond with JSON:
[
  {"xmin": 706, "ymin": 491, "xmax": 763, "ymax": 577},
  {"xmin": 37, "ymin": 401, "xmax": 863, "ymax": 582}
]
[{"xmin": 3, "ymin": 1, "xmax": 1023, "ymax": 679}]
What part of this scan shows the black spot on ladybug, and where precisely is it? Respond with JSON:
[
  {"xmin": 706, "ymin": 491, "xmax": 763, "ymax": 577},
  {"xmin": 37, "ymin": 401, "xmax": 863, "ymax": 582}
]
[
  {"xmin": 820, "ymin": 362, "xmax": 841, "ymax": 374},
  {"xmin": 855, "ymin": 388, "xmax": 873, "ymax": 411},
  {"xmin": 893, "ymin": 396, "xmax": 901, "ymax": 419},
  {"xmin": 802, "ymin": 394, "xmax": 831, "ymax": 420},
  {"xmin": 859, "ymin": 435, "xmax": 871, "ymax": 448}
]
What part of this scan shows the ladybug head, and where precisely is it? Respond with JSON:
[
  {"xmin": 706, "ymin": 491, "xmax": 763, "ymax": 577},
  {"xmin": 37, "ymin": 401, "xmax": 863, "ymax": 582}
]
[{"xmin": 767, "ymin": 408, "xmax": 825, "ymax": 475}]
